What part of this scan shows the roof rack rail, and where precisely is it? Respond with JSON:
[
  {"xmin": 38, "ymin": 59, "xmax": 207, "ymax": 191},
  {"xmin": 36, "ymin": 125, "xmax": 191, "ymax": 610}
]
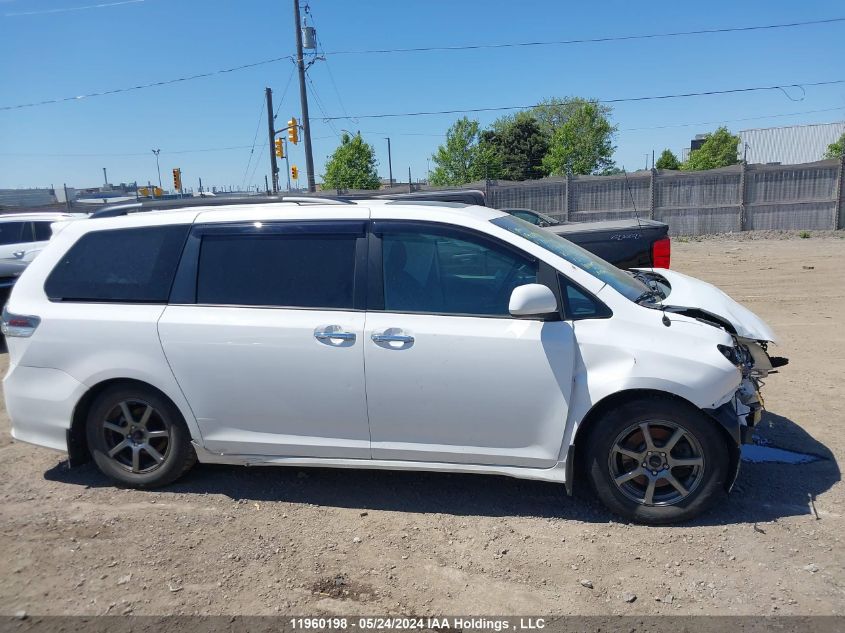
[{"xmin": 280, "ymin": 196, "xmax": 353, "ymax": 205}]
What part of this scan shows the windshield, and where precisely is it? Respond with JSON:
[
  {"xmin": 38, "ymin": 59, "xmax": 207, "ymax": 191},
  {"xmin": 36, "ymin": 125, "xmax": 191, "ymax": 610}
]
[{"xmin": 491, "ymin": 215, "xmax": 649, "ymax": 302}]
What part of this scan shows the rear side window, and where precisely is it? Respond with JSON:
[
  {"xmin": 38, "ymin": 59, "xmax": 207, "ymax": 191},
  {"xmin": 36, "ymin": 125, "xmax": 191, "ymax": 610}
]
[
  {"xmin": 33, "ymin": 221, "xmax": 53, "ymax": 241},
  {"xmin": 45, "ymin": 225, "xmax": 189, "ymax": 302},
  {"xmin": 196, "ymin": 233, "xmax": 357, "ymax": 309},
  {"xmin": 0, "ymin": 221, "xmax": 32, "ymax": 245}
]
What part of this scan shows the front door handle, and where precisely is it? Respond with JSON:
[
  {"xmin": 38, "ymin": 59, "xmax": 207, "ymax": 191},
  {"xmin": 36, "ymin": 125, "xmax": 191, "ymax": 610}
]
[
  {"xmin": 371, "ymin": 332, "xmax": 414, "ymax": 344},
  {"xmin": 314, "ymin": 327, "xmax": 356, "ymax": 342}
]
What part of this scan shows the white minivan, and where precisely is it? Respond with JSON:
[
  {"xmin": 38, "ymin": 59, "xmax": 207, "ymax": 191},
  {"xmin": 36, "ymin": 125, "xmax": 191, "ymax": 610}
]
[{"xmin": 1, "ymin": 199, "xmax": 783, "ymax": 523}]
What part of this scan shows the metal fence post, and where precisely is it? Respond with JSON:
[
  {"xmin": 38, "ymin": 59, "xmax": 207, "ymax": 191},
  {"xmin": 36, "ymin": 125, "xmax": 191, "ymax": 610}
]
[
  {"xmin": 649, "ymin": 168, "xmax": 657, "ymax": 220},
  {"xmin": 739, "ymin": 161, "xmax": 750, "ymax": 231},
  {"xmin": 564, "ymin": 173, "xmax": 572, "ymax": 222},
  {"xmin": 837, "ymin": 151, "xmax": 845, "ymax": 230}
]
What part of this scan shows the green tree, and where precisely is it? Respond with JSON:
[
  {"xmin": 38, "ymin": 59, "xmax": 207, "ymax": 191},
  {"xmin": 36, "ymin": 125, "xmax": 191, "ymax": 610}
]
[
  {"xmin": 530, "ymin": 97, "xmax": 614, "ymax": 140},
  {"xmin": 824, "ymin": 132, "xmax": 845, "ymax": 159},
  {"xmin": 430, "ymin": 117, "xmax": 498, "ymax": 186},
  {"xmin": 681, "ymin": 127, "xmax": 740, "ymax": 171},
  {"xmin": 480, "ymin": 113, "xmax": 549, "ymax": 181},
  {"xmin": 322, "ymin": 133, "xmax": 380, "ymax": 190},
  {"xmin": 655, "ymin": 149, "xmax": 681, "ymax": 170},
  {"xmin": 541, "ymin": 102, "xmax": 617, "ymax": 176}
]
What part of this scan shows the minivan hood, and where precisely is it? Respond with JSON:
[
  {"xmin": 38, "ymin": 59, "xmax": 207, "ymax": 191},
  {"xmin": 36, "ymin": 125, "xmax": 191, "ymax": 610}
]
[{"xmin": 639, "ymin": 268, "xmax": 777, "ymax": 343}]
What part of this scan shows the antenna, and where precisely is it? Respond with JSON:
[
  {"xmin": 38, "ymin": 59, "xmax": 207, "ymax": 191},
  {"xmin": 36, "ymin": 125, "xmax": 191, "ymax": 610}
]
[{"xmin": 621, "ymin": 167, "xmax": 644, "ymax": 230}]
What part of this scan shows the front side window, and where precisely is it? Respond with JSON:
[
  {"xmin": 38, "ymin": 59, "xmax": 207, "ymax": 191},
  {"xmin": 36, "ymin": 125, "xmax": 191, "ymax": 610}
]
[
  {"xmin": 0, "ymin": 221, "xmax": 31, "ymax": 246},
  {"xmin": 196, "ymin": 231, "xmax": 357, "ymax": 309},
  {"xmin": 45, "ymin": 225, "xmax": 189, "ymax": 302},
  {"xmin": 381, "ymin": 226, "xmax": 537, "ymax": 316}
]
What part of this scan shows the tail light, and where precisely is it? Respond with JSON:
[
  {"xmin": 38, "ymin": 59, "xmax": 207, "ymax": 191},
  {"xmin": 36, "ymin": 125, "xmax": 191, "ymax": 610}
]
[
  {"xmin": 1, "ymin": 306, "xmax": 40, "ymax": 338},
  {"xmin": 652, "ymin": 237, "xmax": 671, "ymax": 268}
]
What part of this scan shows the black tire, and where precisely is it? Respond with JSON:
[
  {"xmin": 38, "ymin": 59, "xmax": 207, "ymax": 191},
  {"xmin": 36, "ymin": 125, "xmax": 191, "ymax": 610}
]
[
  {"xmin": 584, "ymin": 397, "xmax": 730, "ymax": 524},
  {"xmin": 86, "ymin": 384, "xmax": 196, "ymax": 488}
]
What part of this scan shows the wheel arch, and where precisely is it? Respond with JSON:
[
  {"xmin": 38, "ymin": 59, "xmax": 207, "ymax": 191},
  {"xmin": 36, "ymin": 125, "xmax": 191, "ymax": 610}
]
[
  {"xmin": 68, "ymin": 378, "xmax": 193, "ymax": 467},
  {"xmin": 568, "ymin": 388, "xmax": 740, "ymax": 495}
]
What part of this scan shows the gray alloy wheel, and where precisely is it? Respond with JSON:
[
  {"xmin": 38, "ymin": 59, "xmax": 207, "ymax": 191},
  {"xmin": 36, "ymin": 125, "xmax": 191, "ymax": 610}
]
[
  {"xmin": 608, "ymin": 419, "xmax": 706, "ymax": 506},
  {"xmin": 86, "ymin": 384, "xmax": 196, "ymax": 488},
  {"xmin": 100, "ymin": 399, "xmax": 172, "ymax": 474}
]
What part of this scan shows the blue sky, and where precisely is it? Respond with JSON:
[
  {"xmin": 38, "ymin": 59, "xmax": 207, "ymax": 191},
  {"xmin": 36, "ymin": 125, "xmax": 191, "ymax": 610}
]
[{"xmin": 1, "ymin": 0, "xmax": 844, "ymax": 190}]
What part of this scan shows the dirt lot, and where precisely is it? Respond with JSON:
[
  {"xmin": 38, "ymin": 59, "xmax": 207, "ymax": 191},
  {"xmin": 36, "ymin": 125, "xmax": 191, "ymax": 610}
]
[{"xmin": 0, "ymin": 232, "xmax": 843, "ymax": 616}]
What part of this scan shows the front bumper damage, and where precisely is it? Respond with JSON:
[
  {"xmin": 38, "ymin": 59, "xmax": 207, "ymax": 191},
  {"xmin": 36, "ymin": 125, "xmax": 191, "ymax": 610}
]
[{"xmin": 705, "ymin": 378, "xmax": 763, "ymax": 446}]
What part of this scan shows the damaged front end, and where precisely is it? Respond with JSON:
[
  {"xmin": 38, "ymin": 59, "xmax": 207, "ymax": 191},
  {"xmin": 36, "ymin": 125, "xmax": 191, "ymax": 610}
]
[{"xmin": 712, "ymin": 336, "xmax": 787, "ymax": 445}]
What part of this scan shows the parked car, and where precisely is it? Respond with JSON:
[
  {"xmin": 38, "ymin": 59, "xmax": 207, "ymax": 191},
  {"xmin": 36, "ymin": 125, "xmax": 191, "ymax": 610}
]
[
  {"xmin": 2, "ymin": 198, "xmax": 784, "ymax": 523},
  {"xmin": 0, "ymin": 259, "xmax": 29, "ymax": 310},
  {"xmin": 0, "ymin": 212, "xmax": 80, "ymax": 261}
]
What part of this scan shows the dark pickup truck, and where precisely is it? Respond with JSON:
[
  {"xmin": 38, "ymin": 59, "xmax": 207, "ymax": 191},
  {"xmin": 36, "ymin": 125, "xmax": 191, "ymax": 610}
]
[
  {"xmin": 503, "ymin": 207, "xmax": 670, "ymax": 270},
  {"xmin": 375, "ymin": 190, "xmax": 671, "ymax": 270}
]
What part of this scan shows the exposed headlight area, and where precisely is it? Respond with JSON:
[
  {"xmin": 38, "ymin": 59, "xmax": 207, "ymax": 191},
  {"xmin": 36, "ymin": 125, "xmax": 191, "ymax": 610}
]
[{"xmin": 717, "ymin": 340, "xmax": 753, "ymax": 377}]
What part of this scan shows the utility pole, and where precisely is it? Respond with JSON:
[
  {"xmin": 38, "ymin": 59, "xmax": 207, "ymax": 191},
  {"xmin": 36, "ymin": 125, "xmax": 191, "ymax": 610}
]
[
  {"xmin": 266, "ymin": 87, "xmax": 279, "ymax": 193},
  {"xmin": 385, "ymin": 137, "xmax": 393, "ymax": 187},
  {"xmin": 284, "ymin": 138, "xmax": 292, "ymax": 192},
  {"xmin": 408, "ymin": 166, "xmax": 412, "ymax": 193},
  {"xmin": 102, "ymin": 167, "xmax": 108, "ymax": 187},
  {"xmin": 294, "ymin": 0, "xmax": 316, "ymax": 192}
]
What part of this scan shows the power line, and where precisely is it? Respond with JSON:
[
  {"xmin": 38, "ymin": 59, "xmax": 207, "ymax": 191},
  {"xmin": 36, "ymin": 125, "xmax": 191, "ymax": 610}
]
[
  {"xmin": 1, "ymin": 56, "xmax": 293, "ymax": 111},
  {"xmin": 240, "ymin": 96, "xmax": 269, "ymax": 192},
  {"xmin": 0, "ymin": 145, "xmax": 255, "ymax": 158},
  {"xmin": 3, "ymin": 17, "xmax": 842, "ymax": 112},
  {"xmin": 619, "ymin": 106, "xmax": 845, "ymax": 132},
  {"xmin": 324, "ymin": 17, "xmax": 845, "ymax": 56},
  {"xmin": 312, "ymin": 80, "xmax": 845, "ymax": 121}
]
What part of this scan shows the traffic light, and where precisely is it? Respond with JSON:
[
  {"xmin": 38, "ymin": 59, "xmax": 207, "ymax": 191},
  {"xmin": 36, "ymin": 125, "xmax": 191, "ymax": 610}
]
[
  {"xmin": 172, "ymin": 168, "xmax": 182, "ymax": 191},
  {"xmin": 288, "ymin": 117, "xmax": 299, "ymax": 144},
  {"xmin": 291, "ymin": 165, "xmax": 299, "ymax": 180},
  {"xmin": 274, "ymin": 138, "xmax": 284, "ymax": 158}
]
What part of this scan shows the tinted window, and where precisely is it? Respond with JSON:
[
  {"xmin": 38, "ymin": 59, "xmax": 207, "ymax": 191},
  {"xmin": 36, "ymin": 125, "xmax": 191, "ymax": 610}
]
[
  {"xmin": 196, "ymin": 233, "xmax": 357, "ymax": 308},
  {"xmin": 45, "ymin": 225, "xmax": 189, "ymax": 302},
  {"xmin": 33, "ymin": 221, "xmax": 53, "ymax": 241},
  {"xmin": 382, "ymin": 227, "xmax": 537, "ymax": 316},
  {"xmin": 511, "ymin": 210, "xmax": 541, "ymax": 225},
  {"xmin": 559, "ymin": 274, "xmax": 612, "ymax": 320},
  {"xmin": 0, "ymin": 221, "xmax": 31, "ymax": 245}
]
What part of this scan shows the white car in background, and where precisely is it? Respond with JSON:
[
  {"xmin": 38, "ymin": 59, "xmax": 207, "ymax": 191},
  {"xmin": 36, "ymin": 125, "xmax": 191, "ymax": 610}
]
[
  {"xmin": 0, "ymin": 212, "xmax": 81, "ymax": 261},
  {"xmin": 1, "ymin": 198, "xmax": 785, "ymax": 524}
]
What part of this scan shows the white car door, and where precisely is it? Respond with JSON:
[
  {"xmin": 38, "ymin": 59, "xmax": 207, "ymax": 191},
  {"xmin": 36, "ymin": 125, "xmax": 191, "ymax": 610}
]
[
  {"xmin": 363, "ymin": 220, "xmax": 575, "ymax": 468},
  {"xmin": 158, "ymin": 219, "xmax": 371, "ymax": 458}
]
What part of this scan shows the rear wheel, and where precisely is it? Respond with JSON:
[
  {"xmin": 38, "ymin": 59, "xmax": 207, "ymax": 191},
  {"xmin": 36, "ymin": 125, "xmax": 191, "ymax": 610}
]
[
  {"xmin": 86, "ymin": 384, "xmax": 196, "ymax": 488},
  {"xmin": 584, "ymin": 398, "xmax": 730, "ymax": 524}
]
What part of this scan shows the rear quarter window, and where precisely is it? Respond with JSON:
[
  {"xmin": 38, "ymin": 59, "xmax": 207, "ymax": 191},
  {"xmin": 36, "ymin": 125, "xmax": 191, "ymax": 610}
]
[{"xmin": 45, "ymin": 225, "xmax": 189, "ymax": 302}]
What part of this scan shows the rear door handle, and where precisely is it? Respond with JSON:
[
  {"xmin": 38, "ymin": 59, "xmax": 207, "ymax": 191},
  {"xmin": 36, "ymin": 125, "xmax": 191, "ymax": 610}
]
[
  {"xmin": 314, "ymin": 327, "xmax": 356, "ymax": 342},
  {"xmin": 371, "ymin": 332, "xmax": 414, "ymax": 344}
]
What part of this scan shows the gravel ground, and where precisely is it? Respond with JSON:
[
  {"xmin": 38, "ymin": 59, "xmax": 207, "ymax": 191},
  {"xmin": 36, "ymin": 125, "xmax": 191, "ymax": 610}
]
[{"xmin": 0, "ymin": 234, "xmax": 843, "ymax": 616}]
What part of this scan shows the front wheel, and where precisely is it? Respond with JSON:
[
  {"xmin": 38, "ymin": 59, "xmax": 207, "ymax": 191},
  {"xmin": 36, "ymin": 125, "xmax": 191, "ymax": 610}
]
[
  {"xmin": 584, "ymin": 398, "xmax": 731, "ymax": 524},
  {"xmin": 86, "ymin": 384, "xmax": 196, "ymax": 488}
]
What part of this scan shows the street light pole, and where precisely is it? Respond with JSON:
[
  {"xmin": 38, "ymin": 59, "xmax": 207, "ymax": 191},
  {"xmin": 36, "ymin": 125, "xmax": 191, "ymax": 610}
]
[
  {"xmin": 151, "ymin": 149, "xmax": 162, "ymax": 191},
  {"xmin": 385, "ymin": 137, "xmax": 393, "ymax": 187}
]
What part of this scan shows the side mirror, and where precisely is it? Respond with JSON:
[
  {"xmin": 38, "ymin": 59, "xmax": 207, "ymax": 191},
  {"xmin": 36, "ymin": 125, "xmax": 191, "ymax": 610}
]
[{"xmin": 509, "ymin": 284, "xmax": 558, "ymax": 319}]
